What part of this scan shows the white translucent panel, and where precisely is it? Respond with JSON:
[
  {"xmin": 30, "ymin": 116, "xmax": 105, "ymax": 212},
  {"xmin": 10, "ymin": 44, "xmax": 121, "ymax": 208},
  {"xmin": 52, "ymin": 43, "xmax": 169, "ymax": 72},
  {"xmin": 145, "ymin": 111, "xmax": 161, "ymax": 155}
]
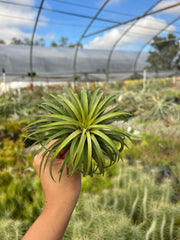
[{"xmin": 0, "ymin": 45, "xmax": 148, "ymax": 75}]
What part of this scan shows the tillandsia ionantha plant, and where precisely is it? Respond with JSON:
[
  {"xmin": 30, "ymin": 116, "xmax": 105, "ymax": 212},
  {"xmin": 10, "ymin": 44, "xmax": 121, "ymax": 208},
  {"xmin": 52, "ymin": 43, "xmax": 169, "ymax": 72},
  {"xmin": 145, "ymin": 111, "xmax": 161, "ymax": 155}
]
[{"xmin": 27, "ymin": 88, "xmax": 132, "ymax": 181}]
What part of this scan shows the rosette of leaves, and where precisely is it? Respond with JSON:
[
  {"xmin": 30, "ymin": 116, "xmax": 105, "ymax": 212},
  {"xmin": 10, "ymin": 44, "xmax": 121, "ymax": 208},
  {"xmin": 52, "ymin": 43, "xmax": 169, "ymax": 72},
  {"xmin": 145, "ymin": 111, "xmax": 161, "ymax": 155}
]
[
  {"xmin": 141, "ymin": 96, "xmax": 180, "ymax": 122},
  {"xmin": 27, "ymin": 88, "xmax": 132, "ymax": 180}
]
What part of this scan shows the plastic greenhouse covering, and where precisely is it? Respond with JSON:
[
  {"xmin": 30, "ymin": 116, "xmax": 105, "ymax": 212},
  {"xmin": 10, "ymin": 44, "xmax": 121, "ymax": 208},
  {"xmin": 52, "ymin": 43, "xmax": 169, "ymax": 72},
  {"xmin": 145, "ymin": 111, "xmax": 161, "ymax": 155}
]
[
  {"xmin": 0, "ymin": 0, "xmax": 179, "ymax": 84},
  {"xmin": 0, "ymin": 45, "xmax": 148, "ymax": 76}
]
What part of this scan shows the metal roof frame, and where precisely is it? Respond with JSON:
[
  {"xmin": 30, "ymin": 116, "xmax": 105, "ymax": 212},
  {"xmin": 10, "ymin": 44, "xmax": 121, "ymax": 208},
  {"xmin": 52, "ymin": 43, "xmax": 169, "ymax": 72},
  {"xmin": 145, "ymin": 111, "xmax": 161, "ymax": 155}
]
[
  {"xmin": 106, "ymin": 0, "xmax": 162, "ymax": 82},
  {"xmin": 72, "ymin": 0, "xmax": 110, "ymax": 82},
  {"xmin": 134, "ymin": 16, "xmax": 180, "ymax": 73},
  {"xmin": 1, "ymin": 0, "xmax": 180, "ymax": 80},
  {"xmin": 30, "ymin": 0, "xmax": 45, "ymax": 82}
]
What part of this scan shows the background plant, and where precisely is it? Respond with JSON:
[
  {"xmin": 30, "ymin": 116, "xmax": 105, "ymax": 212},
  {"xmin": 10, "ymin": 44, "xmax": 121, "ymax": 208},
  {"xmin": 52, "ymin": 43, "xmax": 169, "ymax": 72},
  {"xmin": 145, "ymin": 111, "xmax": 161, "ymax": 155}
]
[
  {"xmin": 0, "ymin": 80, "xmax": 179, "ymax": 239},
  {"xmin": 0, "ymin": 218, "xmax": 25, "ymax": 240},
  {"xmin": 64, "ymin": 161, "xmax": 180, "ymax": 240},
  {"xmin": 140, "ymin": 95, "xmax": 180, "ymax": 122},
  {"xmin": 122, "ymin": 133, "xmax": 180, "ymax": 167}
]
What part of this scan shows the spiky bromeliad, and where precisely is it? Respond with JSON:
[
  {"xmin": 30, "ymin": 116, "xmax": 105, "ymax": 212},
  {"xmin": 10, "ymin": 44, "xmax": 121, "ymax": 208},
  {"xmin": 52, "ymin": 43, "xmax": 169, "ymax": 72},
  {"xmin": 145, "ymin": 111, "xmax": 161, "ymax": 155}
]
[{"xmin": 27, "ymin": 88, "xmax": 132, "ymax": 181}]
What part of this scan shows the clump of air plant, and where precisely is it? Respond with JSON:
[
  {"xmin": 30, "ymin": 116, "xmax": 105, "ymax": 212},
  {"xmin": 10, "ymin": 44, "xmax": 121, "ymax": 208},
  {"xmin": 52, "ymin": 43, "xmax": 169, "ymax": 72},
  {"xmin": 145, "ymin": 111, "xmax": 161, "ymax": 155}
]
[{"xmin": 27, "ymin": 88, "xmax": 132, "ymax": 180}]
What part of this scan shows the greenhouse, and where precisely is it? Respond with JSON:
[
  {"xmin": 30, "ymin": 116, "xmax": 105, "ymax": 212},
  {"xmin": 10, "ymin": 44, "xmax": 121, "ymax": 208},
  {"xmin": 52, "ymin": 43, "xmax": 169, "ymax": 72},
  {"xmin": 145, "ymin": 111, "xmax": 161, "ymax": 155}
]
[
  {"xmin": 0, "ymin": 0, "xmax": 180, "ymax": 239},
  {"xmin": 0, "ymin": 45, "xmax": 149, "ymax": 75}
]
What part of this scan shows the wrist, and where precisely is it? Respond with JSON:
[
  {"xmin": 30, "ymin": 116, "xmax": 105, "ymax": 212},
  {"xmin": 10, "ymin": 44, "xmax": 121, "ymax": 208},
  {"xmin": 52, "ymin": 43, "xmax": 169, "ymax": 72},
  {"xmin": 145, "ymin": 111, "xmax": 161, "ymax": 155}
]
[
  {"xmin": 22, "ymin": 201, "xmax": 73, "ymax": 240},
  {"xmin": 43, "ymin": 188, "xmax": 81, "ymax": 212},
  {"xmin": 42, "ymin": 203, "xmax": 72, "ymax": 220},
  {"xmin": 43, "ymin": 195, "xmax": 79, "ymax": 217}
]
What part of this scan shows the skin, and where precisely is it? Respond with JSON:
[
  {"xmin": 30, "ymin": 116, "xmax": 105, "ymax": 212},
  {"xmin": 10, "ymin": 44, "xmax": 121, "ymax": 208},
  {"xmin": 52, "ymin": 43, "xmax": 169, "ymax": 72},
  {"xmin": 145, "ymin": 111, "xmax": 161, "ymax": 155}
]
[{"xmin": 22, "ymin": 141, "xmax": 81, "ymax": 240}]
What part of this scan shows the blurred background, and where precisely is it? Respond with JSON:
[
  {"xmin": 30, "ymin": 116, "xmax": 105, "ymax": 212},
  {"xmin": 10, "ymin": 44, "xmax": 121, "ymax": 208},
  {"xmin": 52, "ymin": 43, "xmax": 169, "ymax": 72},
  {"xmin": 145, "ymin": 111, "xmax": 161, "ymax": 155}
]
[{"xmin": 0, "ymin": 0, "xmax": 180, "ymax": 239}]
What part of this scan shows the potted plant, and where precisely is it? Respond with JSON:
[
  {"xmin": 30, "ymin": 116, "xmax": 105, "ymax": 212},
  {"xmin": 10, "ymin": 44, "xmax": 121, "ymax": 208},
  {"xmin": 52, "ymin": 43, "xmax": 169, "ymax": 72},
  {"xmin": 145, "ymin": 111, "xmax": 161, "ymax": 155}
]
[{"xmin": 27, "ymin": 88, "xmax": 132, "ymax": 181}]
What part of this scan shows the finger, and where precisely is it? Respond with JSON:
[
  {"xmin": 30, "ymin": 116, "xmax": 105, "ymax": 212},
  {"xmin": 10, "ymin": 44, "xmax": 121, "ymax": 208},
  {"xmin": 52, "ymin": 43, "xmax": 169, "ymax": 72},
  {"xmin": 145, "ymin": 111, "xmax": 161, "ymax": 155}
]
[
  {"xmin": 57, "ymin": 147, "xmax": 70, "ymax": 159},
  {"xmin": 33, "ymin": 140, "xmax": 57, "ymax": 173},
  {"xmin": 33, "ymin": 140, "xmax": 69, "ymax": 173}
]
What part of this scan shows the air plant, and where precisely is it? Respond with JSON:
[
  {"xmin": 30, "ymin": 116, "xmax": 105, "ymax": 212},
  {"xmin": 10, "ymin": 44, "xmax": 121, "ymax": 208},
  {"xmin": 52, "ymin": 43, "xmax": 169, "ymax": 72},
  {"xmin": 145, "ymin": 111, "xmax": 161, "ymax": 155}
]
[
  {"xmin": 27, "ymin": 88, "xmax": 132, "ymax": 180},
  {"xmin": 141, "ymin": 96, "xmax": 180, "ymax": 122}
]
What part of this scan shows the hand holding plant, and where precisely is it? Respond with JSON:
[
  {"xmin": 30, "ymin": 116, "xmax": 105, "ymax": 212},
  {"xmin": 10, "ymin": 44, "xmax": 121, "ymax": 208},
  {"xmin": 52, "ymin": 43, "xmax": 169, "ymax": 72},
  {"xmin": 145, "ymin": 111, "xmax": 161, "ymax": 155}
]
[
  {"xmin": 22, "ymin": 140, "xmax": 81, "ymax": 240},
  {"xmin": 27, "ymin": 88, "xmax": 132, "ymax": 181},
  {"xmin": 33, "ymin": 140, "xmax": 81, "ymax": 209}
]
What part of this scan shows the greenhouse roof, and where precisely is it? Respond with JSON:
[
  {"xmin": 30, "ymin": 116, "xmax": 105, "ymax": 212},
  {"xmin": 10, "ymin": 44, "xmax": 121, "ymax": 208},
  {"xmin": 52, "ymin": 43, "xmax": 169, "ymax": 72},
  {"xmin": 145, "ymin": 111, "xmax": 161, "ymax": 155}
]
[
  {"xmin": 0, "ymin": 0, "xmax": 179, "ymax": 81},
  {"xmin": 0, "ymin": 45, "xmax": 148, "ymax": 75}
]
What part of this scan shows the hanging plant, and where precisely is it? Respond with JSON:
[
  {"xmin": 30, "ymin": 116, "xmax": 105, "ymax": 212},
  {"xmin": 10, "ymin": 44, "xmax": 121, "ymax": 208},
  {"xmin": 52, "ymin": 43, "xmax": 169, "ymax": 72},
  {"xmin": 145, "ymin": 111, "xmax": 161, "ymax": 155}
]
[{"xmin": 26, "ymin": 88, "xmax": 132, "ymax": 180}]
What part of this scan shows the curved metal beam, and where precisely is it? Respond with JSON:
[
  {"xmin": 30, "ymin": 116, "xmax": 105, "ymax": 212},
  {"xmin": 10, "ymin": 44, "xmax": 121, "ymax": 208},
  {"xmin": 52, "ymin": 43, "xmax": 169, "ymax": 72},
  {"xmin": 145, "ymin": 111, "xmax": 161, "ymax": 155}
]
[
  {"xmin": 30, "ymin": 0, "xmax": 45, "ymax": 81},
  {"xmin": 73, "ymin": 0, "xmax": 110, "ymax": 82},
  {"xmin": 106, "ymin": 0, "xmax": 162, "ymax": 82},
  {"xmin": 84, "ymin": 2, "xmax": 180, "ymax": 38},
  {"xmin": 134, "ymin": 16, "xmax": 180, "ymax": 72}
]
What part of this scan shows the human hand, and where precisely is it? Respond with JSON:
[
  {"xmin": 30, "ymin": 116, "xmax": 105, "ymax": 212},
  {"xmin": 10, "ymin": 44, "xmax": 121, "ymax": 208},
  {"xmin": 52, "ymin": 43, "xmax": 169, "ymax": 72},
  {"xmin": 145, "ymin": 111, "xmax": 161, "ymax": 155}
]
[
  {"xmin": 33, "ymin": 140, "xmax": 81, "ymax": 211},
  {"xmin": 23, "ymin": 140, "xmax": 81, "ymax": 240}
]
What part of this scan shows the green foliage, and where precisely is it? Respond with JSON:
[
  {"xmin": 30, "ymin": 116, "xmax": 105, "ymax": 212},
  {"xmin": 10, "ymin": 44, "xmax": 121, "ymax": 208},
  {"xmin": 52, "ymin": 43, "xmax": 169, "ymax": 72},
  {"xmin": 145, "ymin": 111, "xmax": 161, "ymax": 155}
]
[
  {"xmin": 159, "ymin": 88, "xmax": 180, "ymax": 99},
  {"xmin": 0, "ymin": 39, "xmax": 5, "ymax": 44},
  {"xmin": 122, "ymin": 79, "xmax": 143, "ymax": 92},
  {"xmin": 140, "ymin": 95, "xmax": 180, "ymax": 122},
  {"xmin": 145, "ymin": 78, "xmax": 173, "ymax": 91},
  {"xmin": 0, "ymin": 138, "xmax": 43, "ymax": 227},
  {"xmin": 0, "ymin": 170, "xmax": 13, "ymax": 186},
  {"xmin": 1, "ymin": 175, "xmax": 43, "ymax": 221},
  {"xmin": 82, "ymin": 175, "xmax": 112, "ymax": 193},
  {"xmin": 0, "ymin": 218, "xmax": 25, "ymax": 240},
  {"xmin": 64, "ymin": 161, "xmax": 180, "ymax": 240},
  {"xmin": 27, "ymin": 88, "xmax": 131, "ymax": 179},
  {"xmin": 116, "ymin": 86, "xmax": 180, "ymax": 121},
  {"xmin": 0, "ymin": 91, "xmax": 40, "ymax": 120},
  {"xmin": 146, "ymin": 33, "xmax": 179, "ymax": 72},
  {"xmin": 5, "ymin": 121, "xmax": 22, "ymax": 133},
  {"xmin": 81, "ymin": 164, "xmax": 119, "ymax": 193},
  {"xmin": 122, "ymin": 133, "xmax": 180, "ymax": 166},
  {"xmin": 0, "ymin": 138, "xmax": 179, "ymax": 239},
  {"xmin": 116, "ymin": 91, "xmax": 151, "ymax": 114},
  {"xmin": 0, "ymin": 139, "xmax": 26, "ymax": 170},
  {"xmin": 10, "ymin": 37, "xmax": 45, "ymax": 46},
  {"xmin": 0, "ymin": 93, "xmax": 21, "ymax": 118},
  {"xmin": 0, "ymin": 168, "xmax": 43, "ymax": 227},
  {"xmin": 0, "ymin": 82, "xmax": 179, "ymax": 239}
]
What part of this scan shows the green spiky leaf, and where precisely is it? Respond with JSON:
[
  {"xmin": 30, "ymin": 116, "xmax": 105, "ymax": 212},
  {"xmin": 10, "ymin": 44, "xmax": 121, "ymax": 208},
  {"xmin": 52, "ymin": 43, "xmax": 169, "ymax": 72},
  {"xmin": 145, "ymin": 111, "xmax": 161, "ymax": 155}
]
[{"xmin": 26, "ymin": 87, "xmax": 132, "ymax": 180}]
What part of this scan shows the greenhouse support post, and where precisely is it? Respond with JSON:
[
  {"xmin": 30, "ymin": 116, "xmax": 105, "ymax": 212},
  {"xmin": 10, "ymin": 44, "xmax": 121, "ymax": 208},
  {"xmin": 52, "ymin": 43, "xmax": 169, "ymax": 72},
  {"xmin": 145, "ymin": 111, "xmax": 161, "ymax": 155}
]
[
  {"xmin": 143, "ymin": 68, "xmax": 147, "ymax": 91},
  {"xmin": 2, "ymin": 68, "xmax": 6, "ymax": 93},
  {"xmin": 173, "ymin": 76, "xmax": 177, "ymax": 85}
]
